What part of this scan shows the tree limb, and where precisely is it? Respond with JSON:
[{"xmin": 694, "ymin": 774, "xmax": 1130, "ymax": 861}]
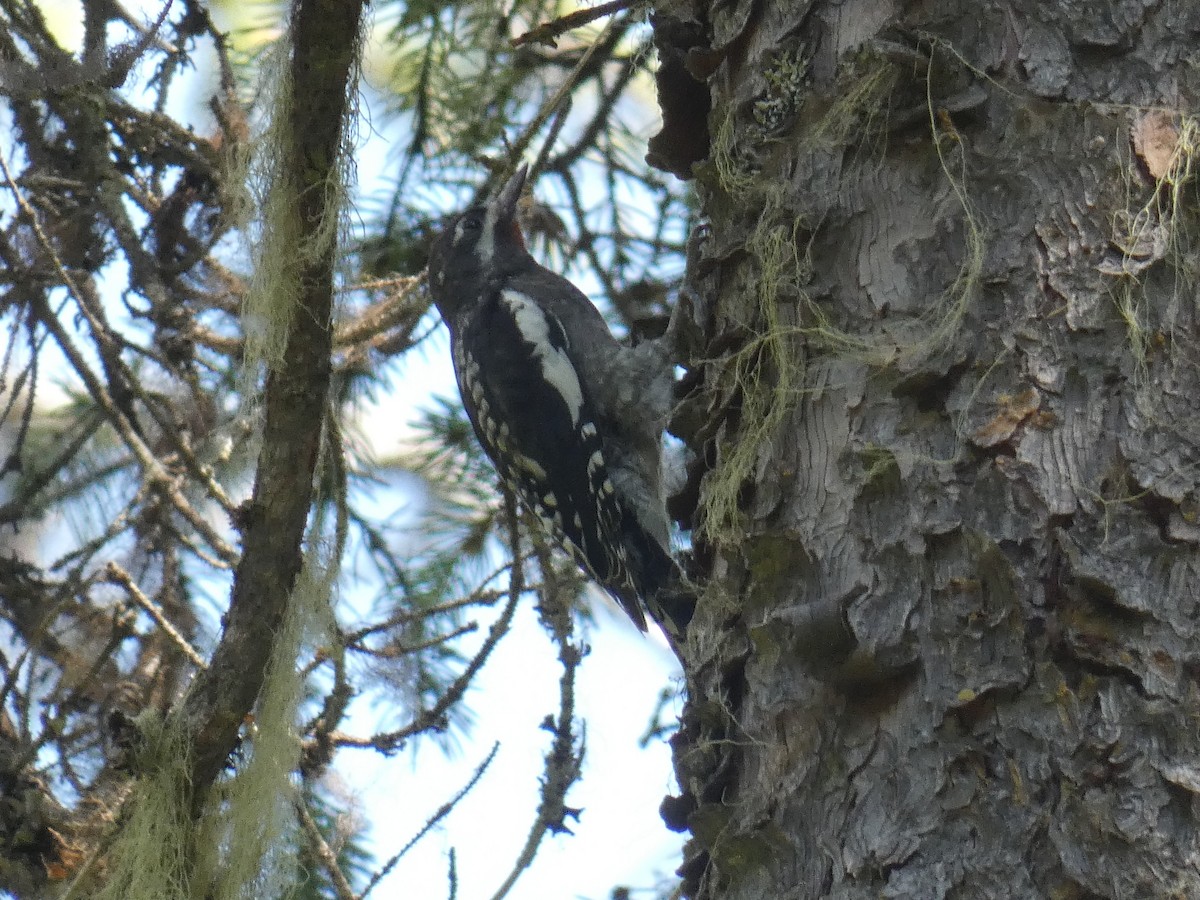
[{"xmin": 179, "ymin": 0, "xmax": 368, "ymax": 806}]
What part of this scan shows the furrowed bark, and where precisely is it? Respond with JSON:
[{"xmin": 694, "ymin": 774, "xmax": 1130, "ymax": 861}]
[{"xmin": 666, "ymin": 1, "xmax": 1200, "ymax": 897}]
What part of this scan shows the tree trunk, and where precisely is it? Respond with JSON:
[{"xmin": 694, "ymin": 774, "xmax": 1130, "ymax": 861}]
[{"xmin": 667, "ymin": 1, "xmax": 1200, "ymax": 897}]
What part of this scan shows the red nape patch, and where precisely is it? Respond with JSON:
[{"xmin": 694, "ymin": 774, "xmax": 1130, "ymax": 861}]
[{"xmin": 506, "ymin": 218, "xmax": 526, "ymax": 250}]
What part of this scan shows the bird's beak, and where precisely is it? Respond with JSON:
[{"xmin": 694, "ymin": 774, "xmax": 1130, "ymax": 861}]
[{"xmin": 495, "ymin": 164, "xmax": 528, "ymax": 218}]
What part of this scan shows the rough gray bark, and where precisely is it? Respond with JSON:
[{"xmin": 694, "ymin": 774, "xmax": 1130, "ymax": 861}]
[{"xmin": 665, "ymin": 1, "xmax": 1200, "ymax": 897}]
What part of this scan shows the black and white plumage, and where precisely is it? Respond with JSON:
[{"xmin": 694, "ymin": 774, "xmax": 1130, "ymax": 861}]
[{"xmin": 426, "ymin": 165, "xmax": 692, "ymax": 638}]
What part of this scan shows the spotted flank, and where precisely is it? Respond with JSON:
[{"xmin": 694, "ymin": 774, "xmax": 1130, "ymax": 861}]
[
  {"xmin": 429, "ymin": 169, "xmax": 692, "ymax": 639},
  {"xmin": 449, "ymin": 290, "xmax": 647, "ymax": 630}
]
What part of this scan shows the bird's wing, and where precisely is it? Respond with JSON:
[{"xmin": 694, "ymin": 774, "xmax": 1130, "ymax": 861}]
[{"xmin": 455, "ymin": 288, "xmax": 647, "ymax": 630}]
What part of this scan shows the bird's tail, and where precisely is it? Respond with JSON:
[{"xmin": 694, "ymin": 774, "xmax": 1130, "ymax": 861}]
[{"xmin": 626, "ymin": 528, "xmax": 694, "ymax": 641}]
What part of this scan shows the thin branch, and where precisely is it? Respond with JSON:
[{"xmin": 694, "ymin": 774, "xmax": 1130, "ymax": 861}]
[
  {"xmin": 25, "ymin": 289, "xmax": 238, "ymax": 565},
  {"xmin": 341, "ymin": 584, "xmax": 507, "ymax": 648},
  {"xmin": 359, "ymin": 743, "xmax": 499, "ymax": 900},
  {"xmin": 334, "ymin": 273, "xmax": 425, "ymax": 346},
  {"xmin": 2, "ymin": 255, "xmax": 136, "ymax": 476},
  {"xmin": 355, "ymin": 621, "xmax": 479, "ymax": 659},
  {"xmin": 105, "ymin": 562, "xmax": 207, "ymax": 670},
  {"xmin": 486, "ymin": 502, "xmax": 585, "ymax": 900},
  {"xmin": 331, "ymin": 584, "xmax": 519, "ymax": 753},
  {"xmin": 0, "ymin": 408, "xmax": 105, "ymax": 523},
  {"xmin": 505, "ymin": 8, "xmax": 632, "ymax": 181},
  {"xmin": 48, "ymin": 485, "xmax": 149, "ymax": 572},
  {"xmin": 296, "ymin": 797, "xmax": 357, "ymax": 900},
  {"xmin": 181, "ymin": 0, "xmax": 369, "ymax": 803},
  {"xmin": 511, "ymin": 0, "xmax": 635, "ymax": 48},
  {"xmin": 546, "ymin": 46, "xmax": 643, "ymax": 173}
]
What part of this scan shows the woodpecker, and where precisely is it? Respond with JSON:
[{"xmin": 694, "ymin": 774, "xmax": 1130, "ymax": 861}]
[{"xmin": 426, "ymin": 165, "xmax": 693, "ymax": 640}]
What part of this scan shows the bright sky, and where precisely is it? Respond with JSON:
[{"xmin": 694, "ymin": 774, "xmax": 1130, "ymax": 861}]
[{"xmin": 33, "ymin": 3, "xmax": 688, "ymax": 897}]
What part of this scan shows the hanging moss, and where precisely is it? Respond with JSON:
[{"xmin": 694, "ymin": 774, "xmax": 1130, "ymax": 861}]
[
  {"xmin": 799, "ymin": 62, "xmax": 984, "ymax": 367},
  {"xmin": 700, "ymin": 198, "xmax": 806, "ymax": 545},
  {"xmin": 199, "ymin": 535, "xmax": 338, "ymax": 900},
  {"xmin": 240, "ymin": 41, "xmax": 358, "ymax": 378},
  {"xmin": 1108, "ymin": 113, "xmax": 1199, "ymax": 368},
  {"xmin": 698, "ymin": 49, "xmax": 987, "ymax": 545},
  {"xmin": 92, "ymin": 713, "xmax": 195, "ymax": 900}
]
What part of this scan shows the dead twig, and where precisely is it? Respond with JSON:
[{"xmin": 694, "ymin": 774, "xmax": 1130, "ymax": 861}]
[{"xmin": 511, "ymin": 0, "xmax": 634, "ymax": 48}]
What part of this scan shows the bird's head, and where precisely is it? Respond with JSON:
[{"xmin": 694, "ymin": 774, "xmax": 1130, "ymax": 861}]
[{"xmin": 427, "ymin": 164, "xmax": 530, "ymax": 324}]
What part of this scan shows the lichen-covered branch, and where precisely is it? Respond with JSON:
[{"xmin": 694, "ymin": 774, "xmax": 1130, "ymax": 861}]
[{"xmin": 179, "ymin": 0, "xmax": 368, "ymax": 803}]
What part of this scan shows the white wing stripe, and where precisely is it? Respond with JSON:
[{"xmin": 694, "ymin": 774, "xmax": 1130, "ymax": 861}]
[{"xmin": 500, "ymin": 290, "xmax": 584, "ymax": 425}]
